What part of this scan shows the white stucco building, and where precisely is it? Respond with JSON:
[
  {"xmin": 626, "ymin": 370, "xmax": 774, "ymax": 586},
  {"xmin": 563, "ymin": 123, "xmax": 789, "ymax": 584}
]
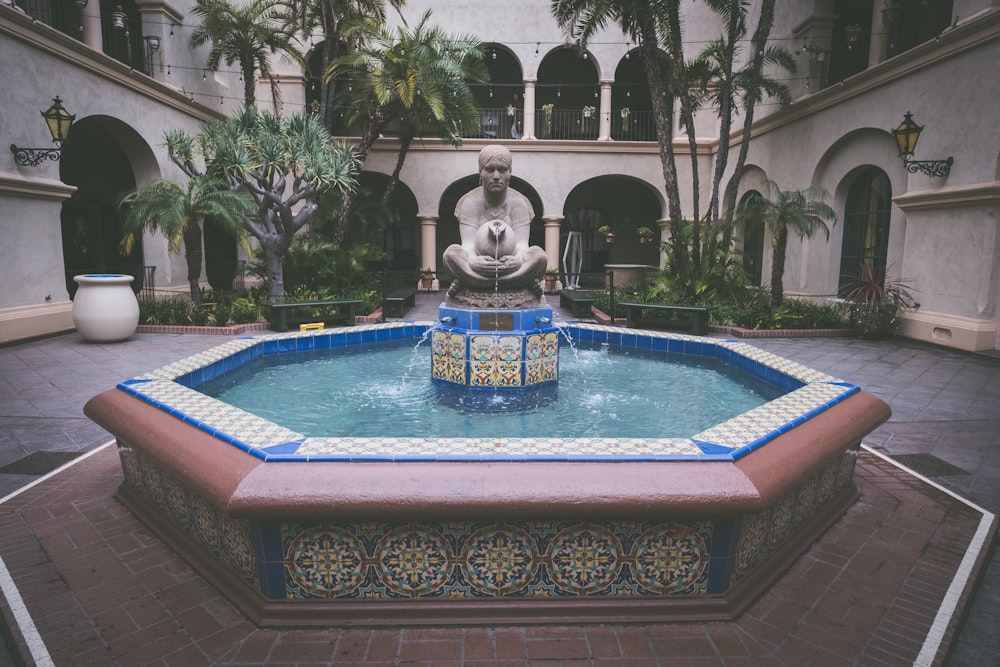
[{"xmin": 2, "ymin": 0, "xmax": 998, "ymax": 351}]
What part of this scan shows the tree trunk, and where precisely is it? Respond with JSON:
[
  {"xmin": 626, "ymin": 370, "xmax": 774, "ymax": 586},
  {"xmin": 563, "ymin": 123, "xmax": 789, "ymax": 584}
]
[
  {"xmin": 382, "ymin": 135, "xmax": 412, "ymax": 208},
  {"xmin": 243, "ymin": 61, "xmax": 256, "ymax": 108},
  {"xmin": 262, "ymin": 242, "xmax": 285, "ymax": 302},
  {"xmin": 638, "ymin": 20, "xmax": 687, "ymax": 280},
  {"xmin": 720, "ymin": 0, "xmax": 777, "ymax": 254},
  {"xmin": 770, "ymin": 224, "xmax": 787, "ymax": 309},
  {"xmin": 183, "ymin": 220, "xmax": 204, "ymax": 305},
  {"xmin": 665, "ymin": 2, "xmax": 701, "ymax": 271}
]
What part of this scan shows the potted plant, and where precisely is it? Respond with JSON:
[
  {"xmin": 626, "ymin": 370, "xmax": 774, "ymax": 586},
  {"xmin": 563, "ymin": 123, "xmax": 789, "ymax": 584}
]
[
  {"xmin": 544, "ymin": 268, "xmax": 560, "ymax": 292},
  {"xmin": 842, "ymin": 264, "xmax": 916, "ymax": 339},
  {"xmin": 541, "ymin": 103, "xmax": 554, "ymax": 139},
  {"xmin": 635, "ymin": 226, "xmax": 654, "ymax": 244},
  {"xmin": 581, "ymin": 106, "xmax": 597, "ymax": 136},
  {"xmin": 598, "ymin": 225, "xmax": 614, "ymax": 243},
  {"xmin": 419, "ymin": 267, "xmax": 435, "ymax": 290}
]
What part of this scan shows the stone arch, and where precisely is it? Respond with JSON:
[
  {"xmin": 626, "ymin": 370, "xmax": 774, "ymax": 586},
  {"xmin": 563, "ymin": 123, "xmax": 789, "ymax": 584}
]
[
  {"xmin": 812, "ymin": 127, "xmax": 904, "ymax": 297},
  {"xmin": 344, "ymin": 172, "xmax": 420, "ymax": 274},
  {"xmin": 562, "ymin": 175, "xmax": 662, "ymax": 281},
  {"xmin": 536, "ymin": 45, "xmax": 600, "ymax": 139},
  {"xmin": 58, "ymin": 115, "xmax": 160, "ymax": 296},
  {"xmin": 835, "ymin": 165, "xmax": 893, "ymax": 296},
  {"xmin": 611, "ymin": 47, "xmax": 669, "ymax": 141},
  {"xmin": 726, "ymin": 165, "xmax": 771, "ymax": 288},
  {"xmin": 474, "ymin": 43, "xmax": 525, "ymax": 139}
]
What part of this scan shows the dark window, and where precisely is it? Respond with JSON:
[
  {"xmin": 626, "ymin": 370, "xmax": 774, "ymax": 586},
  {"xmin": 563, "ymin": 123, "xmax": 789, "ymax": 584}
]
[
  {"xmin": 884, "ymin": 0, "xmax": 954, "ymax": 59},
  {"xmin": 740, "ymin": 191, "xmax": 765, "ymax": 286},
  {"xmin": 838, "ymin": 168, "xmax": 891, "ymax": 296},
  {"xmin": 14, "ymin": 0, "xmax": 82, "ymax": 39}
]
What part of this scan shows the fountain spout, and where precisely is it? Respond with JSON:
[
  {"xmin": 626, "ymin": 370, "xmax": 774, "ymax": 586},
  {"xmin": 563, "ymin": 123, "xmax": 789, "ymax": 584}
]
[
  {"xmin": 535, "ymin": 317, "xmax": 551, "ymax": 326},
  {"xmin": 439, "ymin": 316, "xmax": 456, "ymax": 327}
]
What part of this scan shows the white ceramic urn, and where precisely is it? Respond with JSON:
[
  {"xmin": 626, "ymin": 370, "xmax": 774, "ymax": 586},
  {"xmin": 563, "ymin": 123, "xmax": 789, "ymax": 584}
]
[{"xmin": 72, "ymin": 274, "xmax": 140, "ymax": 342}]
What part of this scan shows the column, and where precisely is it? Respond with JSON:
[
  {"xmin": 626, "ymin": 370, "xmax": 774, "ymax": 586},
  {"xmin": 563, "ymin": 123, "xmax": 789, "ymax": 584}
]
[
  {"xmin": 81, "ymin": 1, "xmax": 103, "ymax": 51},
  {"xmin": 598, "ymin": 80, "xmax": 613, "ymax": 141},
  {"xmin": 657, "ymin": 218, "xmax": 669, "ymax": 268},
  {"xmin": 542, "ymin": 215, "xmax": 563, "ymax": 290},
  {"xmin": 418, "ymin": 214, "xmax": 439, "ymax": 291},
  {"xmin": 522, "ymin": 78, "xmax": 537, "ymax": 140}
]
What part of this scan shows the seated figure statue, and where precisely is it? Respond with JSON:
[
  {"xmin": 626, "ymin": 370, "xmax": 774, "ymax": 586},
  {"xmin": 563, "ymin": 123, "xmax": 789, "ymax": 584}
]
[{"xmin": 442, "ymin": 145, "xmax": 548, "ymax": 308}]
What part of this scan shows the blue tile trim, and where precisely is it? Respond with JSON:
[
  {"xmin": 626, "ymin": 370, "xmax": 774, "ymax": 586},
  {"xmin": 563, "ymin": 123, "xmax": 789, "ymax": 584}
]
[{"xmin": 115, "ymin": 323, "xmax": 862, "ymax": 465}]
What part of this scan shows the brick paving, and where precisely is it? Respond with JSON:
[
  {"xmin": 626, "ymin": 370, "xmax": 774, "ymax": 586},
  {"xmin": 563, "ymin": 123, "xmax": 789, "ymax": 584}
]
[
  {"xmin": 0, "ymin": 442, "xmax": 989, "ymax": 665},
  {"xmin": 1, "ymin": 295, "xmax": 998, "ymax": 665}
]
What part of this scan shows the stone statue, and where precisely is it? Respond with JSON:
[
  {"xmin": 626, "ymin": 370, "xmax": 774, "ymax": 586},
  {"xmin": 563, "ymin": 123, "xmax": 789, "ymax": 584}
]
[{"xmin": 442, "ymin": 145, "xmax": 547, "ymax": 308}]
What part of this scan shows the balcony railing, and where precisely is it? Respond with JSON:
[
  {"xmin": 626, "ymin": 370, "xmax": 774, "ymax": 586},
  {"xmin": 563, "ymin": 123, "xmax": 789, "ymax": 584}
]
[
  {"xmin": 14, "ymin": 0, "xmax": 80, "ymax": 39},
  {"xmin": 450, "ymin": 108, "xmax": 658, "ymax": 142}
]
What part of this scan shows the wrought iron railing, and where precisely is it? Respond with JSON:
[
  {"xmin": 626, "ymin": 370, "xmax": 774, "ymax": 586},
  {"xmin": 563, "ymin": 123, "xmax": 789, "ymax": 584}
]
[{"xmin": 13, "ymin": 0, "xmax": 81, "ymax": 39}]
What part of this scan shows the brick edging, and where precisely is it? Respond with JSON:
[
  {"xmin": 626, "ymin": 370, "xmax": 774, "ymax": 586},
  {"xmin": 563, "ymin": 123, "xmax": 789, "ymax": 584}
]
[
  {"xmin": 135, "ymin": 310, "xmax": 385, "ymax": 335},
  {"xmin": 135, "ymin": 322, "xmax": 271, "ymax": 335}
]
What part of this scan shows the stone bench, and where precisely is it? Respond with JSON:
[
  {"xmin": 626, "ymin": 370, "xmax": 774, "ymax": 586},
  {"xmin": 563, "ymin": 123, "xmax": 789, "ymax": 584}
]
[
  {"xmin": 269, "ymin": 299, "xmax": 362, "ymax": 332},
  {"xmin": 383, "ymin": 287, "xmax": 417, "ymax": 318},
  {"xmin": 618, "ymin": 302, "xmax": 710, "ymax": 335},
  {"xmin": 559, "ymin": 290, "xmax": 594, "ymax": 319}
]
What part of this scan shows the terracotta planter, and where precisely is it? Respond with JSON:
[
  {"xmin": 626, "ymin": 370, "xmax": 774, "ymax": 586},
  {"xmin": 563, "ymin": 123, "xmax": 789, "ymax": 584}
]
[{"xmin": 72, "ymin": 274, "xmax": 140, "ymax": 342}]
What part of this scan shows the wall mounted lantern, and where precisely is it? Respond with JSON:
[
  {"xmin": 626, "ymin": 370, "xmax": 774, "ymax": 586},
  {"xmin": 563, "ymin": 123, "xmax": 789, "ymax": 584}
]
[
  {"xmin": 891, "ymin": 111, "xmax": 953, "ymax": 177},
  {"xmin": 10, "ymin": 97, "xmax": 76, "ymax": 167}
]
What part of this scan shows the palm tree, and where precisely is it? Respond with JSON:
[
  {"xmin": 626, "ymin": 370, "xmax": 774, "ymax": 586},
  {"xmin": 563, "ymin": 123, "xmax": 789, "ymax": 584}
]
[
  {"xmin": 282, "ymin": 0, "xmax": 404, "ymax": 130},
  {"xmin": 324, "ymin": 9, "xmax": 486, "ymax": 243},
  {"xmin": 552, "ymin": 0, "xmax": 786, "ymax": 289},
  {"xmin": 687, "ymin": 1, "xmax": 793, "ymax": 236},
  {"xmin": 118, "ymin": 177, "xmax": 255, "ymax": 304},
  {"xmin": 551, "ymin": 0, "xmax": 690, "ymax": 277},
  {"xmin": 736, "ymin": 181, "xmax": 836, "ymax": 309},
  {"xmin": 164, "ymin": 108, "xmax": 360, "ymax": 301},
  {"xmin": 189, "ymin": 0, "xmax": 302, "ymax": 109}
]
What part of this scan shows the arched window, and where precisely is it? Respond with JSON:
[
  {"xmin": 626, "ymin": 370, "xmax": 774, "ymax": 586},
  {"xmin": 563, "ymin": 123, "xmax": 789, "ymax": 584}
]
[
  {"xmin": 838, "ymin": 168, "xmax": 891, "ymax": 296},
  {"xmin": 739, "ymin": 190, "xmax": 765, "ymax": 286}
]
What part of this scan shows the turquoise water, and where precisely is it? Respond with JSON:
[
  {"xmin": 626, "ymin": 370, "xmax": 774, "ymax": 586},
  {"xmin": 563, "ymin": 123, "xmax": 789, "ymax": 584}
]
[{"xmin": 200, "ymin": 342, "xmax": 784, "ymax": 439}]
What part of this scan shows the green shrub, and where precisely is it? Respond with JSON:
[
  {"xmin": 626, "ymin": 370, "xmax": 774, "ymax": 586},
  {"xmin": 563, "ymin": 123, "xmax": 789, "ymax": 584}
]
[
  {"xmin": 139, "ymin": 293, "xmax": 264, "ymax": 327},
  {"xmin": 772, "ymin": 299, "xmax": 844, "ymax": 329}
]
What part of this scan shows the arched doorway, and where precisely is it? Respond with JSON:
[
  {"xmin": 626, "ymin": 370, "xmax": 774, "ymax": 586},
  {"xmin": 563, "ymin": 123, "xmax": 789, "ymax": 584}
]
[
  {"xmin": 739, "ymin": 190, "xmax": 766, "ymax": 286},
  {"xmin": 838, "ymin": 167, "xmax": 892, "ymax": 295},
  {"xmin": 338, "ymin": 172, "xmax": 419, "ymax": 274},
  {"xmin": 563, "ymin": 176, "xmax": 662, "ymax": 285},
  {"xmin": 536, "ymin": 46, "xmax": 600, "ymax": 140},
  {"xmin": 612, "ymin": 48, "xmax": 667, "ymax": 141},
  {"xmin": 59, "ymin": 118, "xmax": 146, "ymax": 297},
  {"xmin": 471, "ymin": 44, "xmax": 524, "ymax": 140}
]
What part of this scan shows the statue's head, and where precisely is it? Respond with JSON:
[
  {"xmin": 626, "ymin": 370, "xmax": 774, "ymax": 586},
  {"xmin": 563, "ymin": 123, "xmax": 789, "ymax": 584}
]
[{"xmin": 478, "ymin": 145, "xmax": 512, "ymax": 193}]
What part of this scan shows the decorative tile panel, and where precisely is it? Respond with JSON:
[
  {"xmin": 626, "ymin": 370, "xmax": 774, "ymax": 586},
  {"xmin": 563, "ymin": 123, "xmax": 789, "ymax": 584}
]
[{"xmin": 279, "ymin": 519, "xmax": 711, "ymax": 600}]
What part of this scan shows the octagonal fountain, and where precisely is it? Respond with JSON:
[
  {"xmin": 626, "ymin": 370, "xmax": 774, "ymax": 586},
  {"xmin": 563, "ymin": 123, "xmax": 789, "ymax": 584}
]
[
  {"xmin": 85, "ymin": 320, "xmax": 889, "ymax": 626},
  {"xmin": 84, "ymin": 146, "xmax": 889, "ymax": 626}
]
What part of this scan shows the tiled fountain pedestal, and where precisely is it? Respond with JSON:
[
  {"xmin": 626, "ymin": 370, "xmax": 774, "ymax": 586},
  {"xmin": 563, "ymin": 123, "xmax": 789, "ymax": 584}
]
[{"xmin": 431, "ymin": 305, "xmax": 559, "ymax": 387}]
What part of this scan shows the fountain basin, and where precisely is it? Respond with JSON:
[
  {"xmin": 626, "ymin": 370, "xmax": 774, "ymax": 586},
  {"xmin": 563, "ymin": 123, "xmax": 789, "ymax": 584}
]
[{"xmin": 84, "ymin": 322, "xmax": 890, "ymax": 626}]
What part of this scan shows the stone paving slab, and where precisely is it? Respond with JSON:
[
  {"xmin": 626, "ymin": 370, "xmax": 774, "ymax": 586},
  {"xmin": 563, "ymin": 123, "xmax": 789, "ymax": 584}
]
[{"xmin": 0, "ymin": 444, "xmax": 991, "ymax": 666}]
